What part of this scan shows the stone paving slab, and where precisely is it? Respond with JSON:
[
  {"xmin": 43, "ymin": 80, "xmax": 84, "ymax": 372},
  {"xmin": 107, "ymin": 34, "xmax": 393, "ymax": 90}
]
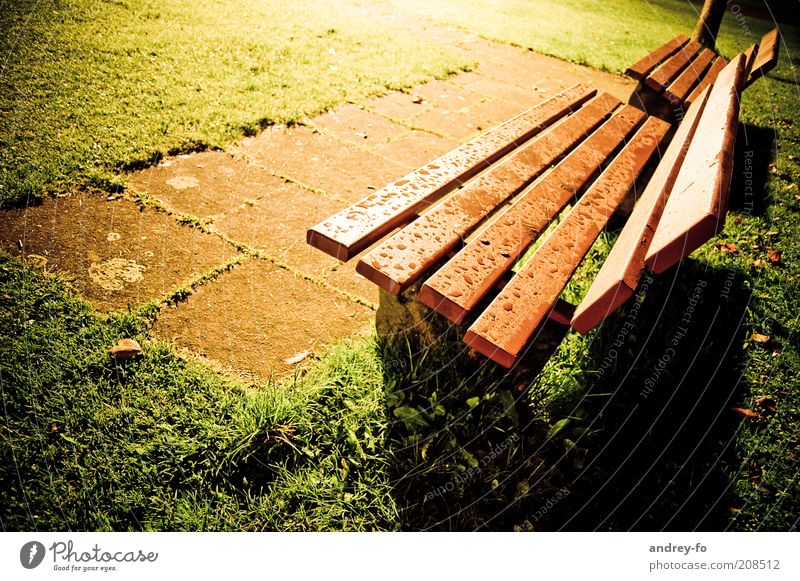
[
  {"xmin": 0, "ymin": 193, "xmax": 237, "ymax": 311},
  {"xmin": 212, "ymin": 179, "xmax": 343, "ymax": 277},
  {"xmin": 411, "ymin": 106, "xmax": 483, "ymax": 141},
  {"xmin": 367, "ymin": 90, "xmax": 434, "ymax": 124},
  {"xmin": 233, "ymin": 125, "xmax": 412, "ymax": 203},
  {"xmin": 321, "ymin": 246, "xmax": 381, "ymax": 306},
  {"xmin": 369, "ymin": 129, "xmax": 460, "ymax": 169},
  {"xmin": 412, "ymin": 78, "xmax": 489, "ymax": 110},
  {"xmin": 126, "ymin": 150, "xmax": 275, "ymax": 219},
  {"xmin": 152, "ymin": 258, "xmax": 374, "ymax": 379},
  {"xmin": 310, "ymin": 104, "xmax": 409, "ymax": 145}
]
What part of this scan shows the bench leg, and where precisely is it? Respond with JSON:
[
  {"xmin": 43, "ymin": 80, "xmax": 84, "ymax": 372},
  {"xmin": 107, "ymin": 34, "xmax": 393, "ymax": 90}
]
[{"xmin": 376, "ymin": 285, "xmax": 569, "ymax": 377}]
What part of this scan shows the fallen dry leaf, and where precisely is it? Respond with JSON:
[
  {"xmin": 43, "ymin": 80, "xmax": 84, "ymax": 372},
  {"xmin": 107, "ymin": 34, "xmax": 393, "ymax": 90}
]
[
  {"xmin": 767, "ymin": 249, "xmax": 781, "ymax": 264},
  {"xmin": 411, "ymin": 95, "xmax": 425, "ymax": 104},
  {"xmin": 750, "ymin": 333, "xmax": 771, "ymax": 343},
  {"xmin": 109, "ymin": 338, "xmax": 142, "ymax": 361},
  {"xmin": 716, "ymin": 242, "xmax": 738, "ymax": 254},
  {"xmin": 753, "ymin": 259, "xmax": 766, "ymax": 268},
  {"xmin": 754, "ymin": 395, "xmax": 777, "ymax": 415},
  {"xmin": 750, "ymin": 475, "xmax": 771, "ymax": 494},
  {"xmin": 730, "ymin": 407, "xmax": 762, "ymax": 420},
  {"xmin": 284, "ymin": 350, "xmax": 310, "ymax": 365}
]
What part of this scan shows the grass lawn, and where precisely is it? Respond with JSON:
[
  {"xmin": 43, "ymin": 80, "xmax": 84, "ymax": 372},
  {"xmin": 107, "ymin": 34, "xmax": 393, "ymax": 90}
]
[
  {"xmin": 0, "ymin": 0, "xmax": 469, "ymax": 207},
  {"xmin": 385, "ymin": 0, "xmax": 794, "ymax": 73},
  {"xmin": 1, "ymin": 0, "xmax": 799, "ymax": 531}
]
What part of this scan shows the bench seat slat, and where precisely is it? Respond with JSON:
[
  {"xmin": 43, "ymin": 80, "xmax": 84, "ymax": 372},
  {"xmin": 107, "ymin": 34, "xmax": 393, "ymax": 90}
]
[
  {"xmin": 645, "ymin": 40, "xmax": 703, "ymax": 93},
  {"xmin": 685, "ymin": 56, "xmax": 727, "ymax": 107},
  {"xmin": 746, "ymin": 27, "xmax": 780, "ymax": 87},
  {"xmin": 418, "ymin": 104, "xmax": 647, "ymax": 324},
  {"xmin": 305, "ymin": 83, "xmax": 596, "ymax": 261},
  {"xmin": 663, "ymin": 48, "xmax": 715, "ymax": 105},
  {"xmin": 355, "ymin": 93, "xmax": 621, "ymax": 295},
  {"xmin": 645, "ymin": 55, "xmax": 745, "ymax": 275},
  {"xmin": 464, "ymin": 117, "xmax": 670, "ymax": 367},
  {"xmin": 626, "ymin": 35, "xmax": 689, "ymax": 80},
  {"xmin": 570, "ymin": 86, "xmax": 712, "ymax": 334}
]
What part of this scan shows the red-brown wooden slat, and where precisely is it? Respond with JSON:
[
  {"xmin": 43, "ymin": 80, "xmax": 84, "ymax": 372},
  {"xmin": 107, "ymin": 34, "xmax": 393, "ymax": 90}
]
[
  {"xmin": 663, "ymin": 48, "xmax": 715, "ymax": 105},
  {"xmin": 626, "ymin": 35, "xmax": 689, "ymax": 80},
  {"xmin": 645, "ymin": 55, "xmax": 745, "ymax": 275},
  {"xmin": 418, "ymin": 104, "xmax": 647, "ymax": 324},
  {"xmin": 685, "ymin": 56, "xmax": 727, "ymax": 107},
  {"xmin": 570, "ymin": 86, "xmax": 713, "ymax": 334},
  {"xmin": 355, "ymin": 93, "xmax": 621, "ymax": 295},
  {"xmin": 305, "ymin": 84, "xmax": 596, "ymax": 261},
  {"xmin": 746, "ymin": 27, "xmax": 781, "ymax": 87},
  {"xmin": 645, "ymin": 40, "xmax": 703, "ymax": 92},
  {"xmin": 464, "ymin": 117, "xmax": 670, "ymax": 368},
  {"xmin": 742, "ymin": 43, "xmax": 759, "ymax": 79}
]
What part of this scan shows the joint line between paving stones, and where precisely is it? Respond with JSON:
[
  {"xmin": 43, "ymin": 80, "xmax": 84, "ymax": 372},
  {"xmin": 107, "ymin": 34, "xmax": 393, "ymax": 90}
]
[
  {"xmin": 125, "ymin": 189, "xmax": 378, "ymax": 312},
  {"xmin": 303, "ymin": 119, "xmax": 429, "ymax": 169},
  {"xmin": 361, "ymin": 107, "xmax": 448, "ymax": 139}
]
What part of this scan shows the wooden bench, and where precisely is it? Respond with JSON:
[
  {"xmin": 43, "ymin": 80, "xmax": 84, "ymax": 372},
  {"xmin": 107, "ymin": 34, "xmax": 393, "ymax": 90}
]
[
  {"xmin": 626, "ymin": 27, "xmax": 780, "ymax": 111},
  {"xmin": 306, "ymin": 43, "xmax": 772, "ymax": 368}
]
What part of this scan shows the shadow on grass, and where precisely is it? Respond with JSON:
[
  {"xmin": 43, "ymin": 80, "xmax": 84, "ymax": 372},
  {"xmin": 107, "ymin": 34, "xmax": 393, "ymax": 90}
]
[
  {"xmin": 378, "ymin": 261, "xmax": 750, "ymax": 531},
  {"xmin": 728, "ymin": 122, "xmax": 776, "ymax": 217}
]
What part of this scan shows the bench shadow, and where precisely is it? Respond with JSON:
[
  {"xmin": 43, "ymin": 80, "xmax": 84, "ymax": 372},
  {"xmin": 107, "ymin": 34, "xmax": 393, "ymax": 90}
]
[
  {"xmin": 543, "ymin": 262, "xmax": 750, "ymax": 531},
  {"xmin": 378, "ymin": 262, "xmax": 750, "ymax": 531},
  {"xmin": 376, "ymin": 283, "xmax": 568, "ymax": 531},
  {"xmin": 728, "ymin": 123, "xmax": 775, "ymax": 216}
]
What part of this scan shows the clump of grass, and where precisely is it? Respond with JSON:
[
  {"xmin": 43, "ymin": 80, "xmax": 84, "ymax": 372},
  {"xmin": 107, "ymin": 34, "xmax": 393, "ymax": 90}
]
[{"xmin": 0, "ymin": 0, "xmax": 469, "ymax": 207}]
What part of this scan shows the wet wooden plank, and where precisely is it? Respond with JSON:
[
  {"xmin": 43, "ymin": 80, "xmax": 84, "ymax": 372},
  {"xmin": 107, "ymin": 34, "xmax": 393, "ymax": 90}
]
[
  {"xmin": 685, "ymin": 56, "xmax": 727, "ymax": 108},
  {"xmin": 417, "ymin": 104, "xmax": 647, "ymax": 325},
  {"xmin": 355, "ymin": 93, "xmax": 621, "ymax": 295},
  {"xmin": 645, "ymin": 55, "xmax": 745, "ymax": 275},
  {"xmin": 645, "ymin": 40, "xmax": 703, "ymax": 93},
  {"xmin": 305, "ymin": 84, "xmax": 596, "ymax": 261},
  {"xmin": 742, "ymin": 43, "xmax": 759, "ymax": 79},
  {"xmin": 626, "ymin": 35, "xmax": 689, "ymax": 80},
  {"xmin": 746, "ymin": 27, "xmax": 781, "ymax": 87},
  {"xmin": 571, "ymin": 86, "xmax": 712, "ymax": 334},
  {"xmin": 663, "ymin": 48, "xmax": 715, "ymax": 105},
  {"xmin": 464, "ymin": 117, "xmax": 670, "ymax": 368}
]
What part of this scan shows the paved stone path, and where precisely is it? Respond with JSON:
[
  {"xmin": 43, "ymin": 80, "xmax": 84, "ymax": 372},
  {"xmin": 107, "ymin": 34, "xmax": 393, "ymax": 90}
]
[{"xmin": 0, "ymin": 12, "xmax": 634, "ymax": 379}]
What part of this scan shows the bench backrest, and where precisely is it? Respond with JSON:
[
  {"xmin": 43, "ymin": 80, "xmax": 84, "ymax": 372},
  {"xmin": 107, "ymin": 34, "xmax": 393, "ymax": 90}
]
[
  {"xmin": 626, "ymin": 28, "xmax": 780, "ymax": 110},
  {"xmin": 645, "ymin": 54, "xmax": 745, "ymax": 274}
]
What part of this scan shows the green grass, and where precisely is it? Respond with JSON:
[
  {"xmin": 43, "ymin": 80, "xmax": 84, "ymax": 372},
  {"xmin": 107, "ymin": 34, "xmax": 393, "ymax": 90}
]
[
  {"xmin": 0, "ymin": 0, "xmax": 469, "ymax": 207},
  {"xmin": 387, "ymin": 0, "xmax": 797, "ymax": 73},
  {"xmin": 0, "ymin": 252, "xmax": 400, "ymax": 530}
]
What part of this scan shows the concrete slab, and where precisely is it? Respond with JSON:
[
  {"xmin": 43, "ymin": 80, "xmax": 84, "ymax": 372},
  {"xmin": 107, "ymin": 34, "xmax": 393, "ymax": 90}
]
[
  {"xmin": 152, "ymin": 258, "xmax": 373, "ymax": 378},
  {"xmin": 0, "ymin": 193, "xmax": 237, "ymax": 311},
  {"xmin": 212, "ymin": 180, "xmax": 343, "ymax": 277},
  {"xmin": 127, "ymin": 150, "xmax": 275, "ymax": 218},
  {"xmin": 233, "ymin": 125, "xmax": 411, "ymax": 204}
]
